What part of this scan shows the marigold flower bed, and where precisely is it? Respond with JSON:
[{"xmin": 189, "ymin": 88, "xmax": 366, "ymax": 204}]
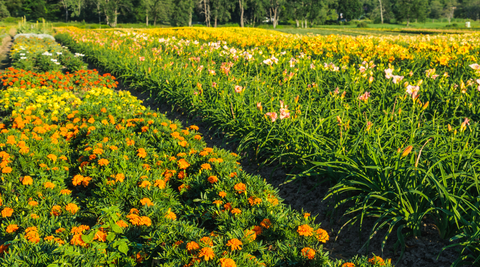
[{"xmin": 0, "ymin": 67, "xmax": 390, "ymax": 266}]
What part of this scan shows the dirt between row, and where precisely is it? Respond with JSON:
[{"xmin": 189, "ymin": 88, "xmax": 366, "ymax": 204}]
[{"xmin": 0, "ymin": 41, "xmax": 461, "ymax": 266}]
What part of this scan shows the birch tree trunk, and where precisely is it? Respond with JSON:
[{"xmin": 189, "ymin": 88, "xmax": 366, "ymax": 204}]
[
  {"xmin": 378, "ymin": 0, "xmax": 383, "ymax": 24},
  {"xmin": 239, "ymin": 0, "xmax": 244, "ymax": 27}
]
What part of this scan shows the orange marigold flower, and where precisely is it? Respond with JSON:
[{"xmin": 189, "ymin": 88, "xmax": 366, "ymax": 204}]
[
  {"xmin": 169, "ymin": 124, "xmax": 177, "ymax": 130},
  {"xmin": 140, "ymin": 198, "xmax": 154, "ymax": 207},
  {"xmin": 30, "ymin": 213, "xmax": 39, "ymax": 219},
  {"xmin": 98, "ymin": 158, "xmax": 109, "ymax": 166},
  {"xmin": 220, "ymin": 258, "xmax": 236, "ymax": 267},
  {"xmin": 47, "ymin": 154, "xmax": 57, "ymax": 162},
  {"xmin": 51, "ymin": 205, "xmax": 62, "ymax": 216},
  {"xmin": 116, "ymin": 220, "xmax": 129, "ymax": 228},
  {"xmin": 260, "ymin": 219, "xmax": 271, "ymax": 229},
  {"xmin": 254, "ymin": 225, "xmax": 263, "ymax": 236},
  {"xmin": 297, "ymin": 224, "xmax": 314, "ymax": 236},
  {"xmin": 301, "ymin": 247, "xmax": 315, "ymax": 260},
  {"xmin": 234, "ymin": 183, "xmax": 246, "ymax": 194},
  {"xmin": 201, "ymin": 163, "xmax": 212, "ymax": 170},
  {"xmin": 177, "ymin": 158, "xmax": 190, "ymax": 169},
  {"xmin": 154, "ymin": 179, "xmax": 166, "ymax": 189},
  {"xmin": 189, "ymin": 125, "xmax": 199, "ymax": 131},
  {"xmin": 94, "ymin": 230, "xmax": 107, "ymax": 242},
  {"xmin": 115, "ymin": 173, "xmax": 125, "ymax": 182},
  {"xmin": 70, "ymin": 234, "xmax": 87, "ymax": 247},
  {"xmin": 25, "ymin": 229, "xmax": 40, "ymax": 243},
  {"xmin": 137, "ymin": 148, "xmax": 147, "ymax": 158},
  {"xmin": 139, "ymin": 216, "xmax": 152, "ymax": 226},
  {"xmin": 28, "ymin": 200, "xmax": 38, "ymax": 206},
  {"xmin": 368, "ymin": 256, "xmax": 385, "ymax": 265},
  {"xmin": 22, "ymin": 176, "xmax": 33, "ymax": 185},
  {"xmin": 207, "ymin": 176, "xmax": 218, "ymax": 183},
  {"xmin": 1, "ymin": 207, "xmax": 13, "ymax": 217},
  {"xmin": 44, "ymin": 181, "xmax": 56, "ymax": 189},
  {"xmin": 212, "ymin": 200, "xmax": 223, "ymax": 205},
  {"xmin": 6, "ymin": 224, "xmax": 19, "ymax": 233},
  {"xmin": 244, "ymin": 229, "xmax": 257, "ymax": 241},
  {"xmin": 139, "ymin": 180, "xmax": 151, "ymax": 189},
  {"xmin": 178, "ymin": 171, "xmax": 186, "ymax": 179},
  {"xmin": 65, "ymin": 203, "xmax": 79, "ymax": 214},
  {"xmin": 304, "ymin": 213, "xmax": 311, "ymax": 219},
  {"xmin": 198, "ymin": 247, "xmax": 215, "ymax": 261},
  {"xmin": 44, "ymin": 235, "xmax": 54, "ymax": 241},
  {"xmin": 194, "ymin": 135, "xmax": 202, "ymax": 140},
  {"xmin": 70, "ymin": 225, "xmax": 90, "ymax": 234},
  {"xmin": 342, "ymin": 263, "xmax": 355, "ymax": 267},
  {"xmin": 165, "ymin": 208, "xmax": 177, "ymax": 220},
  {"xmin": 60, "ymin": 189, "xmax": 72, "ymax": 195},
  {"xmin": 229, "ymin": 172, "xmax": 237, "ymax": 178},
  {"xmin": 226, "ymin": 238, "xmax": 242, "ymax": 251},
  {"xmin": 0, "ymin": 244, "xmax": 10, "ymax": 254},
  {"xmin": 186, "ymin": 241, "xmax": 200, "ymax": 251},
  {"xmin": 55, "ymin": 228, "xmax": 65, "ymax": 233},
  {"xmin": 2, "ymin": 167, "xmax": 12, "ymax": 173},
  {"xmin": 72, "ymin": 174, "xmax": 84, "ymax": 186},
  {"xmin": 231, "ymin": 208, "xmax": 241, "ymax": 215},
  {"xmin": 315, "ymin": 228, "xmax": 329, "ymax": 243},
  {"xmin": 223, "ymin": 203, "xmax": 232, "ymax": 211},
  {"xmin": 248, "ymin": 196, "xmax": 262, "ymax": 206}
]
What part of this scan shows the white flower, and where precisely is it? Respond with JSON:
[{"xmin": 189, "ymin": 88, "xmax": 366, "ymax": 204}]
[{"xmin": 20, "ymin": 57, "xmax": 27, "ymax": 60}]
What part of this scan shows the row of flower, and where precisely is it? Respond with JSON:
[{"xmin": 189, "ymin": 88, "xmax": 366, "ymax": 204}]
[
  {"xmin": 53, "ymin": 27, "xmax": 480, "ymax": 265},
  {"xmin": 0, "ymin": 38, "xmax": 391, "ymax": 266},
  {"xmin": 135, "ymin": 27, "xmax": 480, "ymax": 71},
  {"xmin": 10, "ymin": 35, "xmax": 87, "ymax": 72}
]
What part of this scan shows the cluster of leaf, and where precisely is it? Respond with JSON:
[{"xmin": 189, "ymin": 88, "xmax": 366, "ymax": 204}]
[
  {"xmin": 53, "ymin": 28, "xmax": 480, "ymax": 265},
  {"xmin": 0, "ymin": 67, "xmax": 118, "ymax": 91},
  {"xmin": 0, "ymin": 69, "xmax": 391, "ymax": 266},
  {"xmin": 10, "ymin": 35, "xmax": 87, "ymax": 72}
]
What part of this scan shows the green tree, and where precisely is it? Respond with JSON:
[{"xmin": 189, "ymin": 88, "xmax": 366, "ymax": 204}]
[
  {"xmin": 170, "ymin": 0, "xmax": 194, "ymax": 26},
  {"xmin": 0, "ymin": 0, "xmax": 10, "ymax": 18},
  {"xmin": 429, "ymin": 0, "xmax": 442, "ymax": 19},
  {"xmin": 337, "ymin": 0, "xmax": 362, "ymax": 20},
  {"xmin": 395, "ymin": 0, "xmax": 428, "ymax": 25},
  {"xmin": 211, "ymin": 0, "xmax": 234, "ymax": 27}
]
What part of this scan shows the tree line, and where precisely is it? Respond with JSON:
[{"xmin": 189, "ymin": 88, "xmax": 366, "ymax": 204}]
[{"xmin": 0, "ymin": 0, "xmax": 479, "ymax": 28}]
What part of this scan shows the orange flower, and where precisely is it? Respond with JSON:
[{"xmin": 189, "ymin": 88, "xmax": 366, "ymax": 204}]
[
  {"xmin": 116, "ymin": 220, "xmax": 129, "ymax": 228},
  {"xmin": 165, "ymin": 208, "xmax": 177, "ymax": 220},
  {"xmin": 2, "ymin": 167, "xmax": 12, "ymax": 173},
  {"xmin": 234, "ymin": 183, "xmax": 246, "ymax": 193},
  {"xmin": 65, "ymin": 203, "xmax": 79, "ymax": 214},
  {"xmin": 70, "ymin": 234, "xmax": 88, "ymax": 247},
  {"xmin": 304, "ymin": 213, "xmax": 311, "ymax": 219},
  {"xmin": 177, "ymin": 171, "xmax": 186, "ymax": 179},
  {"xmin": 51, "ymin": 205, "xmax": 62, "ymax": 216},
  {"xmin": 198, "ymin": 247, "xmax": 215, "ymax": 261},
  {"xmin": 207, "ymin": 176, "xmax": 218, "ymax": 183},
  {"xmin": 301, "ymin": 247, "xmax": 315, "ymax": 260},
  {"xmin": 6, "ymin": 224, "xmax": 19, "ymax": 233},
  {"xmin": 1, "ymin": 207, "xmax": 13, "ymax": 217},
  {"xmin": 220, "ymin": 258, "xmax": 236, "ymax": 267},
  {"xmin": 342, "ymin": 263, "xmax": 355, "ymax": 267},
  {"xmin": 140, "ymin": 198, "xmax": 154, "ymax": 206},
  {"xmin": 47, "ymin": 154, "xmax": 57, "ymax": 162},
  {"xmin": 297, "ymin": 224, "xmax": 314, "ymax": 236},
  {"xmin": 94, "ymin": 230, "xmax": 107, "ymax": 242},
  {"xmin": 28, "ymin": 200, "xmax": 38, "ymax": 206},
  {"xmin": 139, "ymin": 216, "xmax": 152, "ymax": 226},
  {"xmin": 56, "ymin": 228, "xmax": 65, "ymax": 234},
  {"xmin": 223, "ymin": 203, "xmax": 232, "ymax": 211},
  {"xmin": 186, "ymin": 241, "xmax": 200, "ymax": 251},
  {"xmin": 315, "ymin": 228, "xmax": 329, "ymax": 243},
  {"xmin": 30, "ymin": 214, "xmax": 39, "ymax": 219},
  {"xmin": 368, "ymin": 256, "xmax": 385, "ymax": 265},
  {"xmin": 231, "ymin": 208, "xmax": 242, "ymax": 215},
  {"xmin": 219, "ymin": 191, "xmax": 227, "ymax": 198},
  {"xmin": 189, "ymin": 125, "xmax": 199, "ymax": 131},
  {"xmin": 244, "ymin": 229, "xmax": 257, "ymax": 241},
  {"xmin": 248, "ymin": 196, "xmax": 262, "ymax": 206},
  {"xmin": 115, "ymin": 173, "xmax": 125, "ymax": 182},
  {"xmin": 253, "ymin": 226, "xmax": 263, "ymax": 236},
  {"xmin": 139, "ymin": 180, "xmax": 151, "ymax": 189},
  {"xmin": 72, "ymin": 174, "xmax": 84, "ymax": 186},
  {"xmin": 226, "ymin": 238, "xmax": 242, "ymax": 251},
  {"xmin": 60, "ymin": 189, "xmax": 72, "ymax": 195},
  {"xmin": 137, "ymin": 148, "xmax": 147, "ymax": 158},
  {"xmin": 0, "ymin": 244, "xmax": 10, "ymax": 254},
  {"xmin": 22, "ymin": 176, "xmax": 33, "ymax": 185},
  {"xmin": 201, "ymin": 163, "xmax": 212, "ymax": 170},
  {"xmin": 25, "ymin": 229, "xmax": 40, "ymax": 243},
  {"xmin": 154, "ymin": 179, "xmax": 166, "ymax": 189},
  {"xmin": 177, "ymin": 159, "xmax": 190, "ymax": 169},
  {"xmin": 44, "ymin": 181, "xmax": 56, "ymax": 189},
  {"xmin": 260, "ymin": 219, "xmax": 271, "ymax": 229},
  {"xmin": 98, "ymin": 158, "xmax": 109, "ymax": 166}
]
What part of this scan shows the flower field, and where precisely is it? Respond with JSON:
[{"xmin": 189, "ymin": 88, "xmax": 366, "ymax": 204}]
[
  {"xmin": 52, "ymin": 27, "xmax": 480, "ymax": 265},
  {"xmin": 0, "ymin": 36, "xmax": 394, "ymax": 266}
]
